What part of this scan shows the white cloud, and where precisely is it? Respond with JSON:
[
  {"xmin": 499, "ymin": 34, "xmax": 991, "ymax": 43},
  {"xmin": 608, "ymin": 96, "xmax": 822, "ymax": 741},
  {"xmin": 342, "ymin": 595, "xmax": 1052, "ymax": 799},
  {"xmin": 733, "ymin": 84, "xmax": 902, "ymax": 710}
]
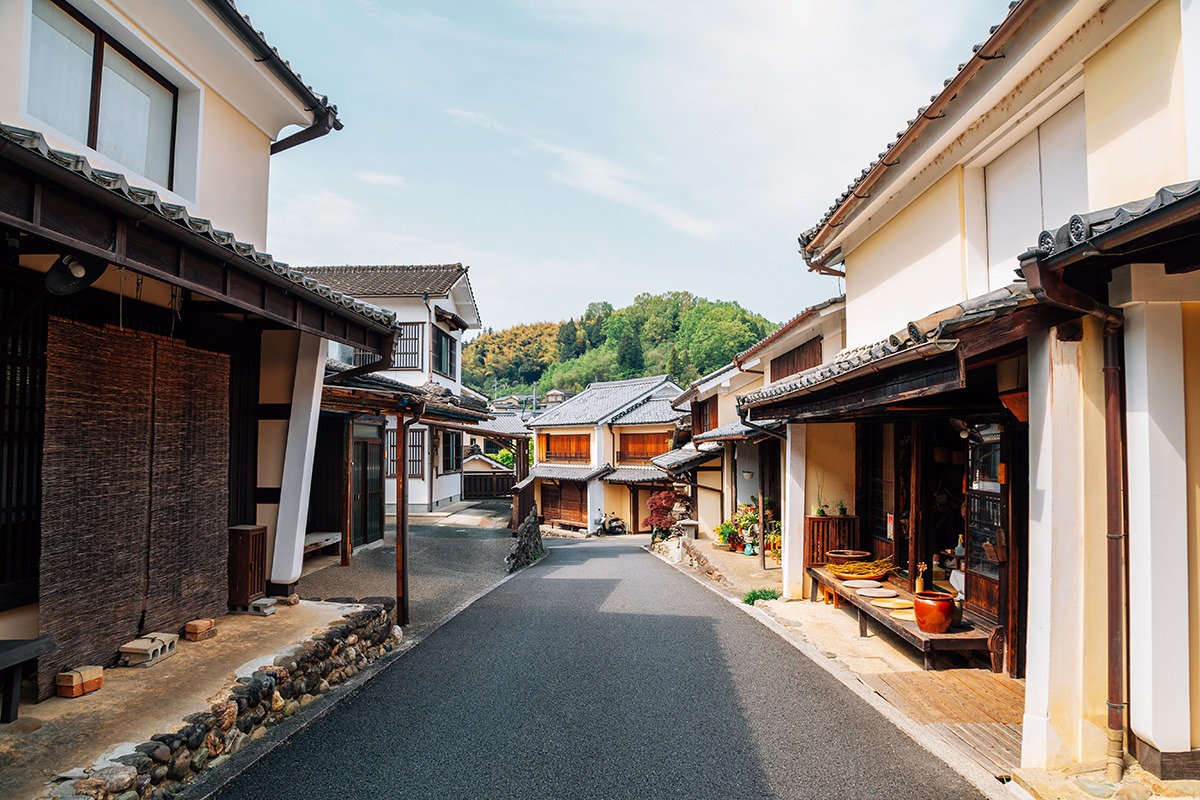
[
  {"xmin": 446, "ymin": 109, "xmax": 726, "ymax": 239},
  {"xmin": 354, "ymin": 170, "xmax": 407, "ymax": 187}
]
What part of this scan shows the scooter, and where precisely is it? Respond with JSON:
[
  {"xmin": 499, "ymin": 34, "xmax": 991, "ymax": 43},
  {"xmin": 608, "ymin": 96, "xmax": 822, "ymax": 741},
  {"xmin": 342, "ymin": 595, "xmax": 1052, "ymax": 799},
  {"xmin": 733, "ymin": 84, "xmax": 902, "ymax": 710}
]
[{"xmin": 596, "ymin": 512, "xmax": 627, "ymax": 536}]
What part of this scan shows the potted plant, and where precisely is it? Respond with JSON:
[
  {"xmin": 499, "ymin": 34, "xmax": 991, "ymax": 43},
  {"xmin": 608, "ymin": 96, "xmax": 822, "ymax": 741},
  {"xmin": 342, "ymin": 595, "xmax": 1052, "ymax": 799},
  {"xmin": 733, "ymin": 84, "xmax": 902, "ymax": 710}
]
[
  {"xmin": 744, "ymin": 535, "xmax": 758, "ymax": 556},
  {"xmin": 812, "ymin": 501, "xmax": 829, "ymax": 516},
  {"xmin": 836, "ymin": 499, "xmax": 847, "ymax": 516},
  {"xmin": 714, "ymin": 521, "xmax": 734, "ymax": 547}
]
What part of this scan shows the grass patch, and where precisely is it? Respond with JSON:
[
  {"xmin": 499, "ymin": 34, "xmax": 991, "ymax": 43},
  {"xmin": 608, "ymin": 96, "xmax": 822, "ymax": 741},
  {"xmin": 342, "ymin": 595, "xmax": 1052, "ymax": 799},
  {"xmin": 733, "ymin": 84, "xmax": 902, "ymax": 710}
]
[{"xmin": 742, "ymin": 587, "xmax": 781, "ymax": 605}]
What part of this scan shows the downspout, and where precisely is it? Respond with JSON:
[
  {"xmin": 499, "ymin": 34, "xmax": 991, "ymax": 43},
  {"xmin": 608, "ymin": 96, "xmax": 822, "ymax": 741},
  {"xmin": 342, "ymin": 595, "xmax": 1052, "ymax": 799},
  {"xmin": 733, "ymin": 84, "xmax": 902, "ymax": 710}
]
[
  {"xmin": 736, "ymin": 406, "xmax": 787, "ymax": 442},
  {"xmin": 1022, "ymin": 252, "xmax": 1127, "ymax": 783}
]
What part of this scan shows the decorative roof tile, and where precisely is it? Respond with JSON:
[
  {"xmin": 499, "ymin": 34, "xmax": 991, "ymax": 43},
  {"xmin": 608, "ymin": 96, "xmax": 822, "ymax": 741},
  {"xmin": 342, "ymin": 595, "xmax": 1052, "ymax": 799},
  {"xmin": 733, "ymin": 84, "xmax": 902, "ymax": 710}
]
[
  {"xmin": 299, "ymin": 265, "xmax": 468, "ymax": 297},
  {"xmin": 0, "ymin": 123, "xmax": 397, "ymax": 329},
  {"xmin": 692, "ymin": 421, "xmax": 782, "ymax": 443},
  {"xmin": 739, "ymin": 285, "xmax": 1034, "ymax": 410}
]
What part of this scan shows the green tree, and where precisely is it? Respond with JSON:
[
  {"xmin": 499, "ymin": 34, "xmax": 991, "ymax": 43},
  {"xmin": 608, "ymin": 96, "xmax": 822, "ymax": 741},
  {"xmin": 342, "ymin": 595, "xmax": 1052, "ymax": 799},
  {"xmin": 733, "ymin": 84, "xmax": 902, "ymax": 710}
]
[
  {"xmin": 581, "ymin": 301, "xmax": 613, "ymax": 349},
  {"xmin": 556, "ymin": 318, "xmax": 583, "ymax": 360},
  {"xmin": 676, "ymin": 301, "xmax": 774, "ymax": 375}
]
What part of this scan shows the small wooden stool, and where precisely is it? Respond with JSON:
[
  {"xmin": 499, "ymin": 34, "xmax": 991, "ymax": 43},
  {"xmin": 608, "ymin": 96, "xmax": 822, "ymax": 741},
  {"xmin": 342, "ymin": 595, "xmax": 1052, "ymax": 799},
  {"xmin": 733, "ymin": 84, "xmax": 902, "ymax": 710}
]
[{"xmin": 820, "ymin": 584, "xmax": 839, "ymax": 608}]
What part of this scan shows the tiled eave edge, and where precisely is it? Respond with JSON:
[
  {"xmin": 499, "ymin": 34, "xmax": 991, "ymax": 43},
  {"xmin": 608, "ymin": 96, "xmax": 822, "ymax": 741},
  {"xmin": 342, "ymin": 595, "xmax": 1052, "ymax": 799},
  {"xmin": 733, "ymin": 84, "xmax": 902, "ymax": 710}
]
[{"xmin": 0, "ymin": 124, "xmax": 396, "ymax": 333}]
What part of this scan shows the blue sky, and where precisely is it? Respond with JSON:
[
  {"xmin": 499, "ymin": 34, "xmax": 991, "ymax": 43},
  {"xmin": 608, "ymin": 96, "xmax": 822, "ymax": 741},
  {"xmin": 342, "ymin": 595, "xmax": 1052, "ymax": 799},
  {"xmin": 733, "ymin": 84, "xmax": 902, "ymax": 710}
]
[{"xmin": 244, "ymin": 0, "xmax": 1014, "ymax": 331}]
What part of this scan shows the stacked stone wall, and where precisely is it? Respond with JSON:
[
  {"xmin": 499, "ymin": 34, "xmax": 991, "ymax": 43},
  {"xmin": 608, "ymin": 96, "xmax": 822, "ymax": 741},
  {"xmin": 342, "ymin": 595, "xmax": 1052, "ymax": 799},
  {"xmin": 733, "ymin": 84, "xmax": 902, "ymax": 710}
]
[{"xmin": 37, "ymin": 600, "xmax": 398, "ymax": 800}]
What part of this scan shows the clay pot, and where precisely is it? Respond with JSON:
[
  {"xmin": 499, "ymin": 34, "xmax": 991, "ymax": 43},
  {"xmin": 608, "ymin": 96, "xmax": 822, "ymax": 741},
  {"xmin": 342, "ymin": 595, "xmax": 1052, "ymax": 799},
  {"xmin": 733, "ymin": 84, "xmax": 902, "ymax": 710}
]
[
  {"xmin": 826, "ymin": 549, "xmax": 871, "ymax": 565},
  {"xmin": 913, "ymin": 591, "xmax": 955, "ymax": 634}
]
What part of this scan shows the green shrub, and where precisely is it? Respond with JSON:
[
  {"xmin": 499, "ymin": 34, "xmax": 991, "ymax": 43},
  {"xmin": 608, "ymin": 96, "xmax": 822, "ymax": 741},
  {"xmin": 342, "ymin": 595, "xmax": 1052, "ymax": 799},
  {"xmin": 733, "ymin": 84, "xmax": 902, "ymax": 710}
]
[{"xmin": 742, "ymin": 587, "xmax": 781, "ymax": 605}]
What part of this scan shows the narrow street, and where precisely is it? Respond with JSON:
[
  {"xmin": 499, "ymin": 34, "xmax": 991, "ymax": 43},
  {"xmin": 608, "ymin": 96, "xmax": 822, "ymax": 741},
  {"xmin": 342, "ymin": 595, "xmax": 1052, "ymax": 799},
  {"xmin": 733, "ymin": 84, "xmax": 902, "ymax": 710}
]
[{"xmin": 212, "ymin": 539, "xmax": 986, "ymax": 800}]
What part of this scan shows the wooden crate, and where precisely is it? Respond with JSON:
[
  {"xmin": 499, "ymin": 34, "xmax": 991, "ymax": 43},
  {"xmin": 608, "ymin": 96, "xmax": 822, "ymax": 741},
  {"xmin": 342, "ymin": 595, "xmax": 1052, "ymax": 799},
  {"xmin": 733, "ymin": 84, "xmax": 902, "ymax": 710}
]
[
  {"xmin": 228, "ymin": 525, "xmax": 267, "ymax": 606},
  {"xmin": 804, "ymin": 515, "xmax": 860, "ymax": 568}
]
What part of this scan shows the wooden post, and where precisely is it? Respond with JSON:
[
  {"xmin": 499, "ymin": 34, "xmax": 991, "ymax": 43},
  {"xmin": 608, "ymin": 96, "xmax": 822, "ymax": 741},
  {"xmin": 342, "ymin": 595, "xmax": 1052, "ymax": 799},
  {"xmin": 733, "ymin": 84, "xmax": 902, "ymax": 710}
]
[
  {"xmin": 396, "ymin": 415, "xmax": 410, "ymax": 626},
  {"xmin": 342, "ymin": 419, "xmax": 353, "ymax": 567},
  {"xmin": 909, "ymin": 419, "xmax": 922, "ymax": 590},
  {"xmin": 758, "ymin": 445, "xmax": 767, "ymax": 570}
]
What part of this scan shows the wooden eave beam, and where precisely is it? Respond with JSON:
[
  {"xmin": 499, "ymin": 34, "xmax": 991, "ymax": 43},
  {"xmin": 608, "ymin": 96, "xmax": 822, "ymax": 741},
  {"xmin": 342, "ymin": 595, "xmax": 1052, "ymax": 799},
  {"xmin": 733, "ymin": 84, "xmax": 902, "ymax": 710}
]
[{"xmin": 0, "ymin": 155, "xmax": 392, "ymax": 352}]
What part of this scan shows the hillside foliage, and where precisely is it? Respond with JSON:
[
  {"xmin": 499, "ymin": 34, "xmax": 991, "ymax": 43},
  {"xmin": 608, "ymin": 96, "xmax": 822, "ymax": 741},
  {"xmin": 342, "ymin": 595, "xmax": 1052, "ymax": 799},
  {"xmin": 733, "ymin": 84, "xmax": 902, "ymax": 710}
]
[{"xmin": 463, "ymin": 292, "xmax": 774, "ymax": 396}]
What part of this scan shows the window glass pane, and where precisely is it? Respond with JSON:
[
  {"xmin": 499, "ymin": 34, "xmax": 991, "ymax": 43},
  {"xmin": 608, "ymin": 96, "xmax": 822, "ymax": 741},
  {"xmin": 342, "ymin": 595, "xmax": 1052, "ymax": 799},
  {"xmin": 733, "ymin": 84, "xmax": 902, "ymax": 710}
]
[
  {"xmin": 29, "ymin": 0, "xmax": 94, "ymax": 144},
  {"xmin": 97, "ymin": 46, "xmax": 173, "ymax": 186}
]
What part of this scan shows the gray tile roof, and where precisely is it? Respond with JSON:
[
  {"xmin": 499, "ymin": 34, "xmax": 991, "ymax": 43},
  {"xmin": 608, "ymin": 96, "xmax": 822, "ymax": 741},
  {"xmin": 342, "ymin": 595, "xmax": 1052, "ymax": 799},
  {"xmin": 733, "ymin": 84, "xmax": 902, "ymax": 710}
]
[
  {"xmin": 739, "ymin": 284, "xmax": 1035, "ymax": 410},
  {"xmin": 692, "ymin": 421, "xmax": 782, "ymax": 443},
  {"xmin": 529, "ymin": 375, "xmax": 681, "ymax": 428},
  {"xmin": 651, "ymin": 445, "xmax": 722, "ymax": 474},
  {"xmin": 298, "ymin": 265, "xmax": 468, "ymax": 297},
  {"xmin": 601, "ymin": 466, "xmax": 670, "ymax": 484},
  {"xmin": 472, "ymin": 411, "xmax": 531, "ymax": 437},
  {"xmin": 0, "ymin": 124, "xmax": 397, "ymax": 330},
  {"xmin": 203, "ymin": 0, "xmax": 341, "ymax": 132},
  {"xmin": 1034, "ymin": 181, "xmax": 1200, "ymax": 262},
  {"xmin": 324, "ymin": 360, "xmax": 490, "ymax": 421},
  {"xmin": 610, "ymin": 397, "xmax": 686, "ymax": 426},
  {"xmin": 734, "ymin": 296, "xmax": 843, "ymax": 364},
  {"xmin": 514, "ymin": 463, "xmax": 610, "ymax": 491}
]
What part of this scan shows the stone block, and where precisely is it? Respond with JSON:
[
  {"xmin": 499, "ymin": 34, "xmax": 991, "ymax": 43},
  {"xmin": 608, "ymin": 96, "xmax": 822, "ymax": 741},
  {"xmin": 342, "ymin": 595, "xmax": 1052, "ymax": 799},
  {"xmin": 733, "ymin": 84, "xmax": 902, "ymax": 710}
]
[
  {"xmin": 91, "ymin": 765, "xmax": 136, "ymax": 793},
  {"xmin": 55, "ymin": 665, "xmax": 104, "ymax": 697},
  {"xmin": 118, "ymin": 634, "xmax": 178, "ymax": 667},
  {"xmin": 185, "ymin": 627, "xmax": 217, "ymax": 642},
  {"xmin": 184, "ymin": 618, "xmax": 214, "ymax": 635}
]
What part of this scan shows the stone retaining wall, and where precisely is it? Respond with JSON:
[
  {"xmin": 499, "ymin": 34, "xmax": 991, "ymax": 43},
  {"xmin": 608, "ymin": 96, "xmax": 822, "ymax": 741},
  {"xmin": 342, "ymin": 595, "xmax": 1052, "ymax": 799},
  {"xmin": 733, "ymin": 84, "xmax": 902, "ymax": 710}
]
[
  {"xmin": 650, "ymin": 538, "xmax": 731, "ymax": 587},
  {"xmin": 37, "ymin": 599, "xmax": 399, "ymax": 800}
]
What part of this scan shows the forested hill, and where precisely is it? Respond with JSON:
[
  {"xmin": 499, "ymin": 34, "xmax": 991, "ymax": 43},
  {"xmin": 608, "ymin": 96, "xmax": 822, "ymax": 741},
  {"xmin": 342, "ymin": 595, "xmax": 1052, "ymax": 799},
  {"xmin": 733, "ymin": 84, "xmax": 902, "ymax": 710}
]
[{"xmin": 462, "ymin": 292, "xmax": 775, "ymax": 397}]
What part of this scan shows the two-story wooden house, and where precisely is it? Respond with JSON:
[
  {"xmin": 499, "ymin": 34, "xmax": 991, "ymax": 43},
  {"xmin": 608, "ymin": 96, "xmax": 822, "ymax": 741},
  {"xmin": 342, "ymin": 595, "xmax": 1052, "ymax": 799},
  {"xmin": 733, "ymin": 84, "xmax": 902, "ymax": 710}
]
[
  {"xmin": 298, "ymin": 264, "xmax": 483, "ymax": 513},
  {"xmin": 0, "ymin": 0, "xmax": 412, "ymax": 700},
  {"xmin": 519, "ymin": 375, "xmax": 683, "ymax": 534},
  {"xmin": 741, "ymin": 0, "xmax": 1200, "ymax": 780}
]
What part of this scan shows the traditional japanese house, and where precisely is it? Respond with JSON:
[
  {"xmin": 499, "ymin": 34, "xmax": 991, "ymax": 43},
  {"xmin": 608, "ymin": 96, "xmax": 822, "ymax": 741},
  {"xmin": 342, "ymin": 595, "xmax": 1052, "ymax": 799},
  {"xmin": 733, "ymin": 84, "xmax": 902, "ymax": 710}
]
[
  {"xmin": 299, "ymin": 264, "xmax": 482, "ymax": 514},
  {"xmin": 661, "ymin": 298, "xmax": 846, "ymax": 550},
  {"xmin": 518, "ymin": 375, "xmax": 682, "ymax": 533},
  {"xmin": 748, "ymin": 0, "xmax": 1200, "ymax": 780},
  {"xmin": 0, "ymin": 0, "xmax": 406, "ymax": 699}
]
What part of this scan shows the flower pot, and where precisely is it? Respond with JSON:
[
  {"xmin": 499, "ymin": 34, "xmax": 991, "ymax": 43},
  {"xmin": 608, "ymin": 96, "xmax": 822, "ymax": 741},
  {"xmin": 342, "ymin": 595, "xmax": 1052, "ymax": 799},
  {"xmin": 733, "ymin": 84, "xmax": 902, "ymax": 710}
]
[
  {"xmin": 826, "ymin": 549, "xmax": 871, "ymax": 565},
  {"xmin": 913, "ymin": 591, "xmax": 954, "ymax": 634}
]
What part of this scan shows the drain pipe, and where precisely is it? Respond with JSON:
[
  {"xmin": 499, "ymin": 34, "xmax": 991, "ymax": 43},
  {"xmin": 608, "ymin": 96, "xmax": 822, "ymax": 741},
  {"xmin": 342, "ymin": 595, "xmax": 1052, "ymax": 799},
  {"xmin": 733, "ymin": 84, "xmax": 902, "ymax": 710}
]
[{"xmin": 1022, "ymin": 252, "xmax": 1127, "ymax": 783}]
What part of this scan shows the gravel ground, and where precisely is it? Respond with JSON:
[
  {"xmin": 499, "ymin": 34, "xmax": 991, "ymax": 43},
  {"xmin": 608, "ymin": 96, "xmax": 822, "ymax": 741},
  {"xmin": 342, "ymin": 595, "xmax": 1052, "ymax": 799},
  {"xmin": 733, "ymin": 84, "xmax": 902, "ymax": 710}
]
[
  {"xmin": 298, "ymin": 500, "xmax": 514, "ymax": 640},
  {"xmin": 214, "ymin": 537, "xmax": 987, "ymax": 800}
]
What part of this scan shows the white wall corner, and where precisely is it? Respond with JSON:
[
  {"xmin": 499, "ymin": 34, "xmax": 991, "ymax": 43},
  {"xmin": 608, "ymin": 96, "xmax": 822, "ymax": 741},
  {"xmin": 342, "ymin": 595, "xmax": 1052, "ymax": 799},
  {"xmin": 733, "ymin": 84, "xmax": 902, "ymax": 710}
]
[
  {"xmin": 1123, "ymin": 302, "xmax": 1194, "ymax": 752},
  {"xmin": 586, "ymin": 479, "xmax": 605, "ymax": 534},
  {"xmin": 270, "ymin": 334, "xmax": 328, "ymax": 585},
  {"xmin": 1022, "ymin": 329, "xmax": 1086, "ymax": 768},
  {"xmin": 782, "ymin": 424, "xmax": 808, "ymax": 599}
]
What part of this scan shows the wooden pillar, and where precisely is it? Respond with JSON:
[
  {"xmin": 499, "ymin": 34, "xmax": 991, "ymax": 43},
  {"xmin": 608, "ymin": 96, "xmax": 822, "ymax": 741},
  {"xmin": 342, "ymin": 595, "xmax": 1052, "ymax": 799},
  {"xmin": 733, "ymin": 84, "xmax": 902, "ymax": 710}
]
[
  {"xmin": 342, "ymin": 418, "xmax": 353, "ymax": 567},
  {"xmin": 630, "ymin": 486, "xmax": 638, "ymax": 533},
  {"xmin": 909, "ymin": 420, "xmax": 923, "ymax": 590},
  {"xmin": 395, "ymin": 414, "xmax": 410, "ymax": 626},
  {"xmin": 758, "ymin": 444, "xmax": 767, "ymax": 570}
]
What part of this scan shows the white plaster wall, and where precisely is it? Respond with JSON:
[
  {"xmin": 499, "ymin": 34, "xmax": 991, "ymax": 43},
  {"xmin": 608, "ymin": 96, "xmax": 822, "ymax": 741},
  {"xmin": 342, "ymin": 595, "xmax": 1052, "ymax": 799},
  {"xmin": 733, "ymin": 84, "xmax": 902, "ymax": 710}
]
[
  {"xmin": 782, "ymin": 424, "xmax": 807, "ymax": 599},
  {"xmin": 1123, "ymin": 300, "xmax": 1194, "ymax": 752},
  {"xmin": 844, "ymin": 170, "xmax": 965, "ymax": 349}
]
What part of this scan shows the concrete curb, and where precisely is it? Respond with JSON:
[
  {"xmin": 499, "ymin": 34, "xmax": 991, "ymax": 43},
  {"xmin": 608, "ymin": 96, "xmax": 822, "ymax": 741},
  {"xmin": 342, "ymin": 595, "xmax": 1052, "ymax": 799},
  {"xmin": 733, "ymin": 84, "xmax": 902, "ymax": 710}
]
[
  {"xmin": 642, "ymin": 544, "xmax": 1016, "ymax": 800},
  {"xmin": 183, "ymin": 551, "xmax": 550, "ymax": 800}
]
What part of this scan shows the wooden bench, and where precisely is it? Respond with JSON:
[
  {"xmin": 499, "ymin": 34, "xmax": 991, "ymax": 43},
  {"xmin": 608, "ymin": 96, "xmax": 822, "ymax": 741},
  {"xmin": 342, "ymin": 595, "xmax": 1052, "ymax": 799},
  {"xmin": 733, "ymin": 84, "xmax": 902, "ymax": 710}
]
[
  {"xmin": 549, "ymin": 519, "xmax": 587, "ymax": 532},
  {"xmin": 304, "ymin": 532, "xmax": 342, "ymax": 554},
  {"xmin": 1, "ymin": 635, "xmax": 56, "ymax": 722},
  {"xmin": 807, "ymin": 566, "xmax": 996, "ymax": 671}
]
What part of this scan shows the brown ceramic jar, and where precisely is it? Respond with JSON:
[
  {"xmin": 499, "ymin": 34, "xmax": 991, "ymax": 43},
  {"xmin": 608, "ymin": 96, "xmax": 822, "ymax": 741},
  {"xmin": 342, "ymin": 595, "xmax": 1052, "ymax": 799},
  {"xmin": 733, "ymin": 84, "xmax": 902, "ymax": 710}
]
[{"xmin": 913, "ymin": 591, "xmax": 955, "ymax": 634}]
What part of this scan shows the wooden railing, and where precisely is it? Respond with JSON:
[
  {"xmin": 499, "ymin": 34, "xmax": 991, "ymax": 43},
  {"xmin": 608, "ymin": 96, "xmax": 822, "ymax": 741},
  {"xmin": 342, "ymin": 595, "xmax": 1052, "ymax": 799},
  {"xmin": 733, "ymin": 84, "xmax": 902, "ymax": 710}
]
[{"xmin": 463, "ymin": 472, "xmax": 516, "ymax": 499}]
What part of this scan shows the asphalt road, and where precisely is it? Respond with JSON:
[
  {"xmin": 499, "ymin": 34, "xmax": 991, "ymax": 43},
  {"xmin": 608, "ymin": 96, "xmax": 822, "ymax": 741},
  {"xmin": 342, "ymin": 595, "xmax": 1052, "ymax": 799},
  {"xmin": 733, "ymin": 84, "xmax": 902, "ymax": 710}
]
[{"xmin": 213, "ymin": 538, "xmax": 987, "ymax": 800}]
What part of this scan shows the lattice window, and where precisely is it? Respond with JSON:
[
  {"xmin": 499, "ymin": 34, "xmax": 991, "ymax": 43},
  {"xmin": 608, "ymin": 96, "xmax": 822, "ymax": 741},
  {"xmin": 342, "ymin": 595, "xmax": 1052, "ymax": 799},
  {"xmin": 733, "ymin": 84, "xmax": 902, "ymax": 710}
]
[
  {"xmin": 407, "ymin": 428, "xmax": 425, "ymax": 478},
  {"xmin": 541, "ymin": 433, "xmax": 589, "ymax": 463},
  {"xmin": 618, "ymin": 432, "xmax": 672, "ymax": 464},
  {"xmin": 385, "ymin": 428, "xmax": 397, "ymax": 478},
  {"xmin": 441, "ymin": 430, "xmax": 462, "ymax": 473},
  {"xmin": 692, "ymin": 397, "xmax": 718, "ymax": 435},
  {"xmin": 394, "ymin": 322, "xmax": 423, "ymax": 370}
]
